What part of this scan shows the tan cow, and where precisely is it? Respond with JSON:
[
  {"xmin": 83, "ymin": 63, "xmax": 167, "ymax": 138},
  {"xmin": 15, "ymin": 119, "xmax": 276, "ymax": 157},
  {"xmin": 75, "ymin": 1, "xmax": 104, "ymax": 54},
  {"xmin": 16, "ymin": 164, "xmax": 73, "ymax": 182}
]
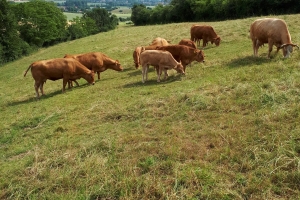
[
  {"xmin": 150, "ymin": 37, "xmax": 171, "ymax": 46},
  {"xmin": 64, "ymin": 52, "xmax": 123, "ymax": 80},
  {"xmin": 24, "ymin": 58, "xmax": 95, "ymax": 99},
  {"xmin": 190, "ymin": 25, "xmax": 221, "ymax": 47},
  {"xmin": 133, "ymin": 45, "xmax": 165, "ymax": 69},
  {"xmin": 139, "ymin": 50, "xmax": 184, "ymax": 83},
  {"xmin": 249, "ymin": 18, "xmax": 299, "ymax": 58},
  {"xmin": 178, "ymin": 39, "xmax": 197, "ymax": 49},
  {"xmin": 156, "ymin": 45, "xmax": 205, "ymax": 71}
]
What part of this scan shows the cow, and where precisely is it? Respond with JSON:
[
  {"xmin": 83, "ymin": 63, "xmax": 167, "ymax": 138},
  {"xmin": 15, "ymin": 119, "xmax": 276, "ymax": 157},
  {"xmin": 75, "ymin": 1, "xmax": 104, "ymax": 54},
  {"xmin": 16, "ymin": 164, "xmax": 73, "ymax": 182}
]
[
  {"xmin": 178, "ymin": 39, "xmax": 197, "ymax": 49},
  {"xmin": 133, "ymin": 45, "xmax": 166, "ymax": 69},
  {"xmin": 24, "ymin": 58, "xmax": 95, "ymax": 99},
  {"xmin": 150, "ymin": 37, "xmax": 171, "ymax": 46},
  {"xmin": 156, "ymin": 45, "xmax": 205, "ymax": 72},
  {"xmin": 249, "ymin": 18, "xmax": 299, "ymax": 58},
  {"xmin": 64, "ymin": 52, "xmax": 123, "ymax": 80},
  {"xmin": 139, "ymin": 50, "xmax": 185, "ymax": 83},
  {"xmin": 190, "ymin": 25, "xmax": 221, "ymax": 47}
]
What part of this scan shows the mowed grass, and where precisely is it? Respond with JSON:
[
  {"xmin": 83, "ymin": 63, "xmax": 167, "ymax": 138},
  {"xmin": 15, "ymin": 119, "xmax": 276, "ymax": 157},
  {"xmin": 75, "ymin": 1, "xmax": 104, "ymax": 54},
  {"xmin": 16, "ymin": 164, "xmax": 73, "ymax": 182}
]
[{"xmin": 1, "ymin": 14, "xmax": 300, "ymax": 199}]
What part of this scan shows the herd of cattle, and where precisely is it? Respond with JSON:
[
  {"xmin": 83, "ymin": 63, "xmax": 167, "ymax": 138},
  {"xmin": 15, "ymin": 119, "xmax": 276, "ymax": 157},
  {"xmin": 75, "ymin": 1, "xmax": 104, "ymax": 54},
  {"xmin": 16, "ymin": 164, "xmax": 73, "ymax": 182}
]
[{"xmin": 24, "ymin": 18, "xmax": 299, "ymax": 99}]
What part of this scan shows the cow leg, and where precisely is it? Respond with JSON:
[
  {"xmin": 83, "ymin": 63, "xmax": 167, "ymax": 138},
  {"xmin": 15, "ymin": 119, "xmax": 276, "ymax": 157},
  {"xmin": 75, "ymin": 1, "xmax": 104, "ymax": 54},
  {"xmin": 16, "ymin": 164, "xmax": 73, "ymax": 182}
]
[
  {"xmin": 68, "ymin": 80, "xmax": 72, "ymax": 89},
  {"xmin": 62, "ymin": 78, "xmax": 68, "ymax": 92},
  {"xmin": 252, "ymin": 40, "xmax": 257, "ymax": 56},
  {"xmin": 268, "ymin": 41, "xmax": 273, "ymax": 58},
  {"xmin": 73, "ymin": 80, "xmax": 79, "ymax": 87},
  {"xmin": 163, "ymin": 68, "xmax": 168, "ymax": 80},
  {"xmin": 40, "ymin": 82, "xmax": 45, "ymax": 96},
  {"xmin": 34, "ymin": 82, "xmax": 40, "ymax": 99},
  {"xmin": 142, "ymin": 64, "xmax": 148, "ymax": 83},
  {"xmin": 203, "ymin": 39, "xmax": 206, "ymax": 47},
  {"xmin": 157, "ymin": 66, "xmax": 162, "ymax": 82},
  {"xmin": 97, "ymin": 72, "xmax": 100, "ymax": 80}
]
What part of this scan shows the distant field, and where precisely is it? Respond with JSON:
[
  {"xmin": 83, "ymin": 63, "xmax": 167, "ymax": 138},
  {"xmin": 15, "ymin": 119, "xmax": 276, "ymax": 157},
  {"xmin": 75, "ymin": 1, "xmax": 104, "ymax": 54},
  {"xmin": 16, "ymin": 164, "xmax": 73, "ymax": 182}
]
[
  {"xmin": 63, "ymin": 12, "xmax": 82, "ymax": 21},
  {"xmin": 111, "ymin": 6, "xmax": 132, "ymax": 18}
]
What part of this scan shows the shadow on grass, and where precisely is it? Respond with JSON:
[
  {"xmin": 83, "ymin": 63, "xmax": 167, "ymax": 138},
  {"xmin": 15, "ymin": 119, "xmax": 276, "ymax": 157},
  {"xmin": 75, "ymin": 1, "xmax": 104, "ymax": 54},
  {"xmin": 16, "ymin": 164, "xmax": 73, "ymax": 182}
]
[
  {"xmin": 123, "ymin": 73, "xmax": 184, "ymax": 88},
  {"xmin": 7, "ymin": 83, "xmax": 91, "ymax": 106},
  {"xmin": 227, "ymin": 55, "xmax": 270, "ymax": 68}
]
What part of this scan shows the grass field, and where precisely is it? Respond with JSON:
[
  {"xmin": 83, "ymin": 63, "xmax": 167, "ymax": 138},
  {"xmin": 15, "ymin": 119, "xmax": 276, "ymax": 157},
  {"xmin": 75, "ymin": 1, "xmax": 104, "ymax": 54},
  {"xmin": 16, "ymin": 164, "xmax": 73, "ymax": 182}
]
[{"xmin": 1, "ymin": 14, "xmax": 300, "ymax": 199}]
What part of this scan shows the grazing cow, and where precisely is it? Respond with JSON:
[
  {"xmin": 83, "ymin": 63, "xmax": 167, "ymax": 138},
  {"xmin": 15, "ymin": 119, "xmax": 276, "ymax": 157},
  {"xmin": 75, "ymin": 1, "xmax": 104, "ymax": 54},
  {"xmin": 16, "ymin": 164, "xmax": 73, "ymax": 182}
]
[
  {"xmin": 249, "ymin": 18, "xmax": 299, "ymax": 58},
  {"xmin": 156, "ymin": 45, "xmax": 205, "ymax": 71},
  {"xmin": 190, "ymin": 25, "xmax": 221, "ymax": 47},
  {"xmin": 133, "ymin": 45, "xmax": 166, "ymax": 69},
  {"xmin": 64, "ymin": 52, "xmax": 123, "ymax": 80},
  {"xmin": 178, "ymin": 39, "xmax": 197, "ymax": 49},
  {"xmin": 140, "ymin": 50, "xmax": 184, "ymax": 83},
  {"xmin": 24, "ymin": 58, "xmax": 95, "ymax": 99},
  {"xmin": 150, "ymin": 37, "xmax": 171, "ymax": 46}
]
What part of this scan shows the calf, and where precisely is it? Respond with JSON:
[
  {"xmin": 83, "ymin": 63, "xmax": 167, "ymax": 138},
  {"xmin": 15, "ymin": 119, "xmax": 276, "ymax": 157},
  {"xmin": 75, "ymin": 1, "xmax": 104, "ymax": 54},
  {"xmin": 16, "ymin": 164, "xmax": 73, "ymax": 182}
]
[
  {"xmin": 139, "ymin": 50, "xmax": 184, "ymax": 83},
  {"xmin": 156, "ymin": 45, "xmax": 205, "ymax": 71},
  {"xmin": 24, "ymin": 58, "xmax": 95, "ymax": 99}
]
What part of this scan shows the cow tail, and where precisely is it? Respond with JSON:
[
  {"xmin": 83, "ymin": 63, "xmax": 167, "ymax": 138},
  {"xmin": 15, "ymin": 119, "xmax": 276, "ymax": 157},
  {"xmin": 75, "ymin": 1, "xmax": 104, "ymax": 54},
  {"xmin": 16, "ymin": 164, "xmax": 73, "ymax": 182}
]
[{"xmin": 24, "ymin": 64, "xmax": 32, "ymax": 77}]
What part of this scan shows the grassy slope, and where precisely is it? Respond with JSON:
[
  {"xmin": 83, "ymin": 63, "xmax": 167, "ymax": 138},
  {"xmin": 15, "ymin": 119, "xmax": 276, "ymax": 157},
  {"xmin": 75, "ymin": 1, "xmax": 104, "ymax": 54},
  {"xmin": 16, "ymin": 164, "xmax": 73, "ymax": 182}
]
[{"xmin": 1, "ymin": 14, "xmax": 300, "ymax": 199}]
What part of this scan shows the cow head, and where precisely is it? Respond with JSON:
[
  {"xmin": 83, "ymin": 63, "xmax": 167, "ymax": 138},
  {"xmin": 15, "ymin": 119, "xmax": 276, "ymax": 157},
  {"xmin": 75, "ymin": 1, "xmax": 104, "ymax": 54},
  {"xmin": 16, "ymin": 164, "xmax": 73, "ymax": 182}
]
[
  {"xmin": 112, "ymin": 60, "xmax": 123, "ymax": 71},
  {"xmin": 85, "ymin": 70, "xmax": 95, "ymax": 85},
  {"xmin": 214, "ymin": 37, "xmax": 221, "ymax": 46},
  {"xmin": 195, "ymin": 50, "xmax": 205, "ymax": 63},
  {"xmin": 280, "ymin": 43, "xmax": 299, "ymax": 58},
  {"xmin": 174, "ymin": 62, "xmax": 185, "ymax": 75}
]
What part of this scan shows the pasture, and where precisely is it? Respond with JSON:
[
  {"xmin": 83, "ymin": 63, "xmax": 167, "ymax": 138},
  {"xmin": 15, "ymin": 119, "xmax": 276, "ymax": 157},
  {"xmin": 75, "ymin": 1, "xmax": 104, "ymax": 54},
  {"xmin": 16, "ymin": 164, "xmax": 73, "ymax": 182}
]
[
  {"xmin": 64, "ymin": 12, "xmax": 82, "ymax": 21},
  {"xmin": 1, "ymin": 14, "xmax": 300, "ymax": 199}
]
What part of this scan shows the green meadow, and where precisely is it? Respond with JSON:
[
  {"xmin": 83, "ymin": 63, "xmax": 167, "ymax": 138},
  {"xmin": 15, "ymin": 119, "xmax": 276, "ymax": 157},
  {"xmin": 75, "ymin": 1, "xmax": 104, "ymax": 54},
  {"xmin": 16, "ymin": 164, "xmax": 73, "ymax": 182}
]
[{"xmin": 1, "ymin": 14, "xmax": 300, "ymax": 199}]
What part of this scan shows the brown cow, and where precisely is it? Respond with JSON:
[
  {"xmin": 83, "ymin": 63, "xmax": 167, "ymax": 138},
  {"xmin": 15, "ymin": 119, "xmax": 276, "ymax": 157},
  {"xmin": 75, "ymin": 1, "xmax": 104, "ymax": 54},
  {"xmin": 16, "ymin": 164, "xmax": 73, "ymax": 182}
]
[
  {"xmin": 249, "ymin": 18, "xmax": 299, "ymax": 58},
  {"xmin": 178, "ymin": 39, "xmax": 197, "ymax": 49},
  {"xmin": 150, "ymin": 37, "xmax": 171, "ymax": 46},
  {"xmin": 140, "ymin": 50, "xmax": 184, "ymax": 83},
  {"xmin": 24, "ymin": 58, "xmax": 95, "ymax": 99},
  {"xmin": 64, "ymin": 52, "xmax": 123, "ymax": 80},
  {"xmin": 156, "ymin": 45, "xmax": 205, "ymax": 71},
  {"xmin": 190, "ymin": 25, "xmax": 221, "ymax": 47}
]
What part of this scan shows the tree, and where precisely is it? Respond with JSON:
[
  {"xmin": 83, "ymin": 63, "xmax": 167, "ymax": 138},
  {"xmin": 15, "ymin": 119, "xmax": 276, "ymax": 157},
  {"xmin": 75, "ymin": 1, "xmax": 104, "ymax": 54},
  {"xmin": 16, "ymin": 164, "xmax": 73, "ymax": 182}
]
[
  {"xmin": 11, "ymin": 0, "xmax": 68, "ymax": 47},
  {"xmin": 67, "ymin": 16, "xmax": 99, "ymax": 40},
  {"xmin": 83, "ymin": 8, "xmax": 118, "ymax": 32},
  {"xmin": 131, "ymin": 4, "xmax": 151, "ymax": 26},
  {"xmin": 0, "ymin": 0, "xmax": 30, "ymax": 64}
]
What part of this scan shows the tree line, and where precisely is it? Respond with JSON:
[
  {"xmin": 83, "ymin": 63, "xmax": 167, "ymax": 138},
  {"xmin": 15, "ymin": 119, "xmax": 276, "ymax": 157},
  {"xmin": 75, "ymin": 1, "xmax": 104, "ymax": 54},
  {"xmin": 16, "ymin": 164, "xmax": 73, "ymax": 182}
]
[
  {"xmin": 131, "ymin": 0, "xmax": 300, "ymax": 26},
  {"xmin": 0, "ymin": 0, "xmax": 118, "ymax": 65}
]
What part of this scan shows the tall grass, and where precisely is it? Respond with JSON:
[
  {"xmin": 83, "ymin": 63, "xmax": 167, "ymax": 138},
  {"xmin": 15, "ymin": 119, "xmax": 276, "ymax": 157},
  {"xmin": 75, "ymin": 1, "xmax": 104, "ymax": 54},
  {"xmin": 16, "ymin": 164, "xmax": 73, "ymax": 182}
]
[{"xmin": 1, "ymin": 14, "xmax": 300, "ymax": 199}]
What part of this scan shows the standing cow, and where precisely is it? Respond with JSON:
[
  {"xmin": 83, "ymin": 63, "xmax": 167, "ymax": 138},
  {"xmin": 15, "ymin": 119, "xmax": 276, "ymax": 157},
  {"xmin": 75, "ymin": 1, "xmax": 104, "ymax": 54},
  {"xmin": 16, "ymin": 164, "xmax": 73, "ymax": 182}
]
[
  {"xmin": 24, "ymin": 58, "xmax": 95, "ymax": 99},
  {"xmin": 140, "ymin": 50, "xmax": 184, "ymax": 83},
  {"xmin": 249, "ymin": 18, "xmax": 299, "ymax": 58},
  {"xmin": 190, "ymin": 25, "xmax": 221, "ymax": 47},
  {"xmin": 156, "ymin": 45, "xmax": 205, "ymax": 72},
  {"xmin": 64, "ymin": 52, "xmax": 123, "ymax": 80}
]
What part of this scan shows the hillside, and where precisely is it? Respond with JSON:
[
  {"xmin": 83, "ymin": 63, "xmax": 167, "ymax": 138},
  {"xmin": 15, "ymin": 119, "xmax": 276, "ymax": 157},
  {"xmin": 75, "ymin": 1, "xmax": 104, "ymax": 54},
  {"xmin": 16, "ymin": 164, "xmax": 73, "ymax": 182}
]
[{"xmin": 1, "ymin": 14, "xmax": 300, "ymax": 199}]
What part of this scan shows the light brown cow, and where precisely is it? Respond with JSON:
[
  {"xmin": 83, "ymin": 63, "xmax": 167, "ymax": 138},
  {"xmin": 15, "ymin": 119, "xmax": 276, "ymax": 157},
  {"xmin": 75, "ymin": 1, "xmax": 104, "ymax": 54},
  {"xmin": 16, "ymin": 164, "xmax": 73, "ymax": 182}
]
[
  {"xmin": 190, "ymin": 25, "xmax": 221, "ymax": 47},
  {"xmin": 249, "ymin": 18, "xmax": 299, "ymax": 58},
  {"xmin": 64, "ymin": 52, "xmax": 123, "ymax": 80},
  {"xmin": 133, "ymin": 45, "xmax": 165, "ymax": 69},
  {"xmin": 24, "ymin": 58, "xmax": 95, "ymax": 99},
  {"xmin": 178, "ymin": 39, "xmax": 197, "ymax": 49},
  {"xmin": 150, "ymin": 37, "xmax": 171, "ymax": 46},
  {"xmin": 140, "ymin": 50, "xmax": 184, "ymax": 83},
  {"xmin": 156, "ymin": 45, "xmax": 205, "ymax": 71}
]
